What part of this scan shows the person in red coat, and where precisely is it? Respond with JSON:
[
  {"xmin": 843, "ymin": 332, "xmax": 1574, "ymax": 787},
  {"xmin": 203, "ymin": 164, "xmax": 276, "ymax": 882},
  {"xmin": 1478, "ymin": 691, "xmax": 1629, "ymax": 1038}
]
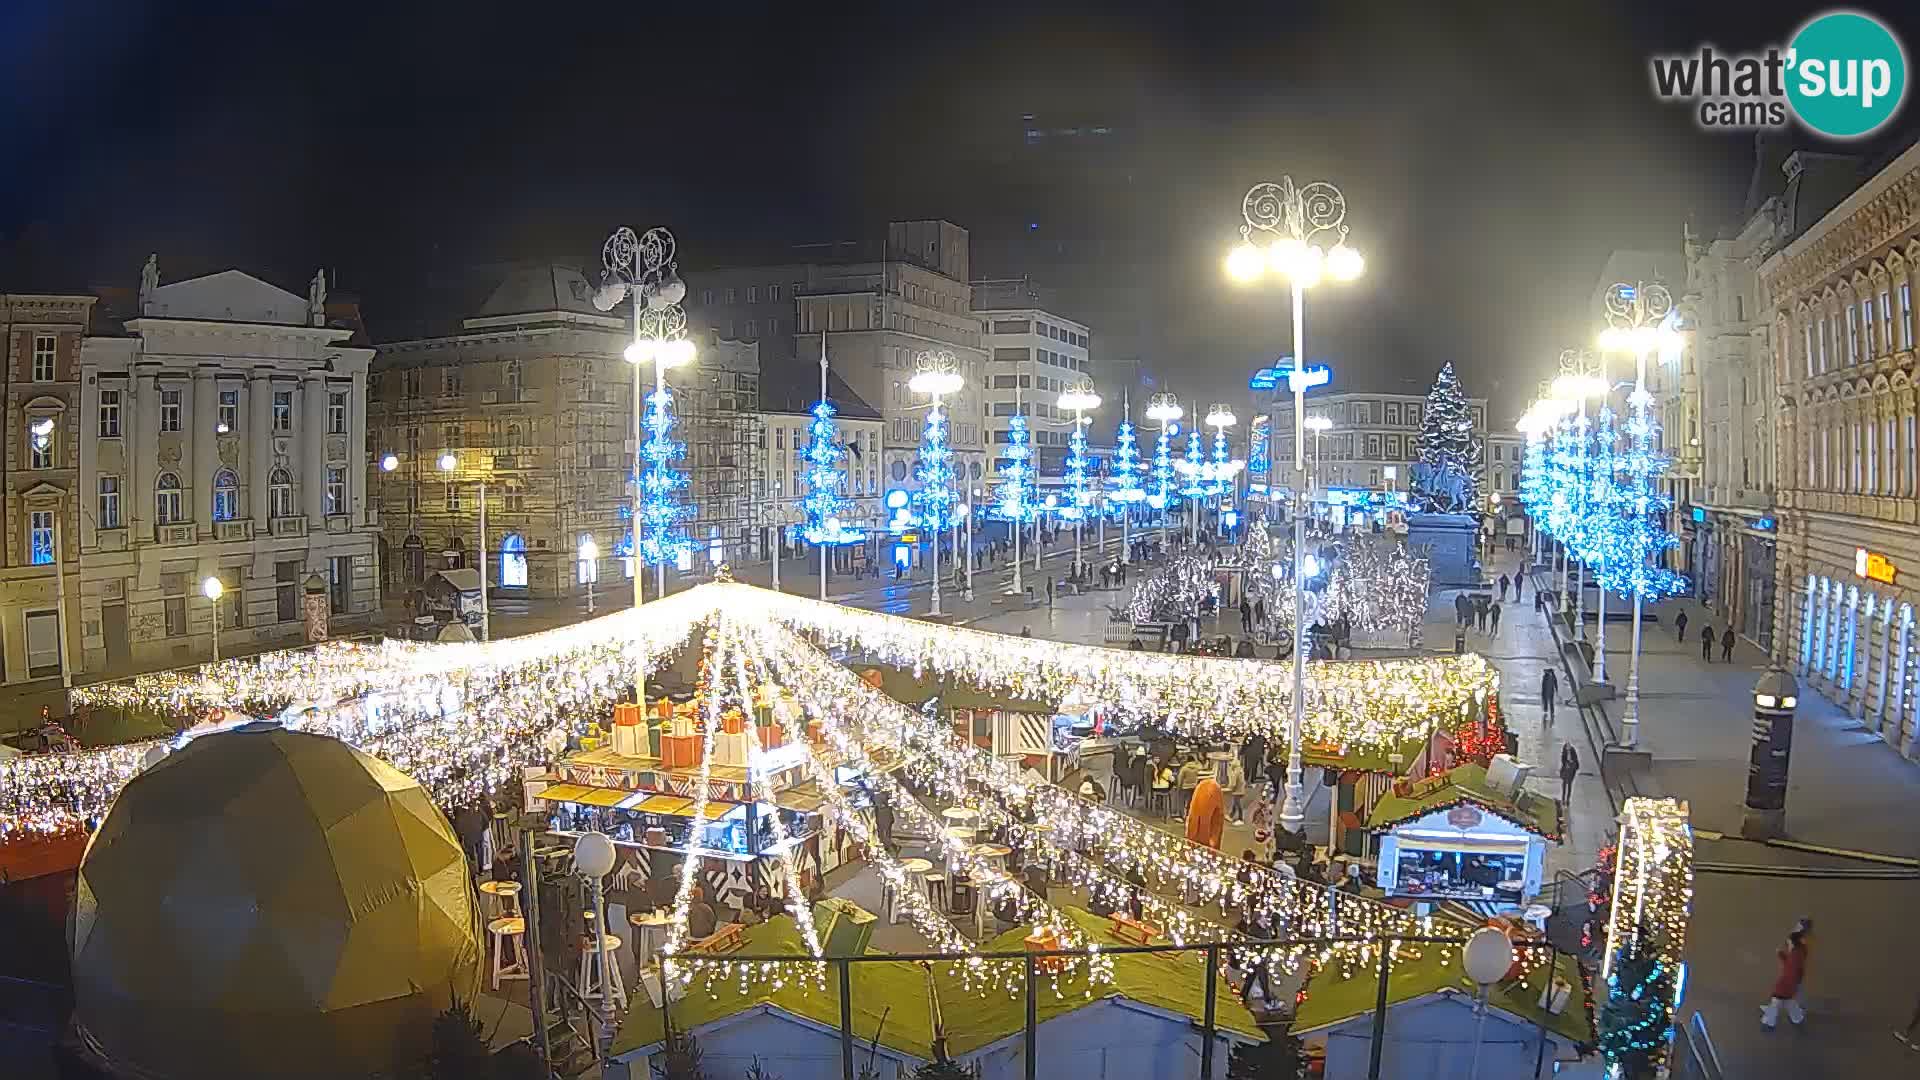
[
  {"xmin": 1185, "ymin": 775, "xmax": 1226, "ymax": 850},
  {"xmin": 1761, "ymin": 926, "xmax": 1810, "ymax": 1028}
]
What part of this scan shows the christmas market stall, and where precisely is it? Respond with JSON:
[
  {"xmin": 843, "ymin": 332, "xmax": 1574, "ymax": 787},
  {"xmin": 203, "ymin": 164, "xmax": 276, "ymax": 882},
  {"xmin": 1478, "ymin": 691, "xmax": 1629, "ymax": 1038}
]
[
  {"xmin": 1367, "ymin": 760, "xmax": 1559, "ymax": 907},
  {"xmin": 849, "ymin": 664, "xmax": 1105, "ymax": 785}
]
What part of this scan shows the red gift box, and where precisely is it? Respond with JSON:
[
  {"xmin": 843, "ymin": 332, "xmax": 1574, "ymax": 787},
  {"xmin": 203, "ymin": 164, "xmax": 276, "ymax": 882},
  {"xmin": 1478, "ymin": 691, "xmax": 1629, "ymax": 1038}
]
[
  {"xmin": 756, "ymin": 724, "xmax": 785, "ymax": 750},
  {"xmin": 614, "ymin": 702, "xmax": 643, "ymax": 728},
  {"xmin": 807, "ymin": 719, "xmax": 825, "ymax": 744},
  {"xmin": 661, "ymin": 734, "xmax": 701, "ymax": 769},
  {"xmin": 722, "ymin": 712, "xmax": 746, "ymax": 736}
]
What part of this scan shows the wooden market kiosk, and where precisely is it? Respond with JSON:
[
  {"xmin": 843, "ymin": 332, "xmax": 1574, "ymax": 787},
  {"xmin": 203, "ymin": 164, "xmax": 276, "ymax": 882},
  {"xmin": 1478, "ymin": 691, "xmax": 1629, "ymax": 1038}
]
[{"xmin": 1367, "ymin": 761, "xmax": 1559, "ymax": 907}]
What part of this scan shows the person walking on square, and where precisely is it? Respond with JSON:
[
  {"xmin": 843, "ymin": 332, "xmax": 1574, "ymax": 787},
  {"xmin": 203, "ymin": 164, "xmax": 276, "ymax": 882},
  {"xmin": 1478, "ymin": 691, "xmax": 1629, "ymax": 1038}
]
[
  {"xmin": 1455, "ymin": 592, "xmax": 1473, "ymax": 628},
  {"xmin": 1701, "ymin": 623, "xmax": 1716, "ymax": 663},
  {"xmin": 1675, "ymin": 609, "xmax": 1689, "ymax": 642},
  {"xmin": 1046, "ymin": 576, "xmax": 1055, "ymax": 607},
  {"xmin": 1540, "ymin": 667, "xmax": 1558, "ymax": 724},
  {"xmin": 1513, "ymin": 572, "xmax": 1524, "ymax": 602},
  {"xmin": 1498, "ymin": 573, "xmax": 1510, "ymax": 602},
  {"xmin": 1761, "ymin": 926, "xmax": 1810, "ymax": 1029},
  {"xmin": 1559, "ymin": 743, "xmax": 1579, "ymax": 808},
  {"xmin": 1489, "ymin": 600, "xmax": 1503, "ymax": 637},
  {"xmin": 1475, "ymin": 594, "xmax": 1490, "ymax": 634},
  {"xmin": 1240, "ymin": 596, "xmax": 1253, "ymax": 634},
  {"xmin": 1722, "ymin": 625, "xmax": 1736, "ymax": 663}
]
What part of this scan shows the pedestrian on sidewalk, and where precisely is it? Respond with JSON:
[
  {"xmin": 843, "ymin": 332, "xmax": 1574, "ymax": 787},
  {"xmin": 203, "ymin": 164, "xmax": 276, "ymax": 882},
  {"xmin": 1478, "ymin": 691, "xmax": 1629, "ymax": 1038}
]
[
  {"xmin": 1225, "ymin": 755, "xmax": 1248, "ymax": 825},
  {"xmin": 1253, "ymin": 596, "xmax": 1266, "ymax": 632},
  {"xmin": 1721, "ymin": 626, "xmax": 1736, "ymax": 663},
  {"xmin": 1047, "ymin": 576, "xmax": 1055, "ymax": 607},
  {"xmin": 1675, "ymin": 609, "xmax": 1689, "ymax": 642},
  {"xmin": 1761, "ymin": 926, "xmax": 1811, "ymax": 1029},
  {"xmin": 1455, "ymin": 592, "xmax": 1473, "ymax": 628},
  {"xmin": 1474, "ymin": 594, "xmax": 1490, "ymax": 634},
  {"xmin": 1514, "ymin": 573, "xmax": 1524, "ymax": 602},
  {"xmin": 1499, "ymin": 573, "xmax": 1510, "ymax": 602},
  {"xmin": 1559, "ymin": 743, "xmax": 1579, "ymax": 807},
  {"xmin": 1701, "ymin": 623, "xmax": 1716, "ymax": 663},
  {"xmin": 1540, "ymin": 667, "xmax": 1558, "ymax": 723},
  {"xmin": 1239, "ymin": 596, "xmax": 1253, "ymax": 634},
  {"xmin": 1489, "ymin": 600, "xmax": 1503, "ymax": 636}
]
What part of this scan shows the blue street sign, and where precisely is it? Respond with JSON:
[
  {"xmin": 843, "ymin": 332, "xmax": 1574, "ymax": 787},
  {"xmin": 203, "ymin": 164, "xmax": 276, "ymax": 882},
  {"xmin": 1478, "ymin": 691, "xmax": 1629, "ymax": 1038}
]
[
  {"xmin": 1248, "ymin": 367, "xmax": 1281, "ymax": 391},
  {"xmin": 1251, "ymin": 359, "xmax": 1333, "ymax": 392}
]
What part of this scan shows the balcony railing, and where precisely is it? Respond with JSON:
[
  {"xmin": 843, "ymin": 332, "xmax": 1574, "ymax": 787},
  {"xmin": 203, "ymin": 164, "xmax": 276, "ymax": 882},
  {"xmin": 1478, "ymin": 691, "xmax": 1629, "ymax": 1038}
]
[{"xmin": 269, "ymin": 516, "xmax": 308, "ymax": 538}]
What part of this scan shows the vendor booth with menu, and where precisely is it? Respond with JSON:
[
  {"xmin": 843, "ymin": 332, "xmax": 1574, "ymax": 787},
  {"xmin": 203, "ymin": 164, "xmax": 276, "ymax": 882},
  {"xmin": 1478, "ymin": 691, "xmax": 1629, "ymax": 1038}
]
[{"xmin": 1367, "ymin": 760, "xmax": 1558, "ymax": 907}]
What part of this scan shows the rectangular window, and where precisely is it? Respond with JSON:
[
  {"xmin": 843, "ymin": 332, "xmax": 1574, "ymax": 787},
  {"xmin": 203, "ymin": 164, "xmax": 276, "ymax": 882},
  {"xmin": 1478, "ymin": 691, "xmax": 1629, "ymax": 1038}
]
[
  {"xmin": 98, "ymin": 477, "xmax": 121, "ymax": 529},
  {"xmin": 1817, "ymin": 318, "xmax": 1829, "ymax": 372},
  {"xmin": 769, "ymin": 284, "xmax": 782, "ymax": 302},
  {"xmin": 745, "ymin": 320, "xmax": 757, "ymax": 337},
  {"xmin": 1881, "ymin": 290, "xmax": 1894, "ymax": 353},
  {"xmin": 726, "ymin": 288, "xmax": 737, "ymax": 304},
  {"xmin": 164, "ymin": 597, "xmax": 186, "ymax": 638},
  {"xmin": 325, "ymin": 467, "xmax": 345, "ymax": 514},
  {"xmin": 218, "ymin": 389, "xmax": 239, "ymax": 432},
  {"xmin": 31, "ymin": 334, "xmax": 55, "ymax": 382},
  {"xmin": 329, "ymin": 556, "xmax": 351, "ymax": 613},
  {"xmin": 28, "ymin": 417, "xmax": 53, "ymax": 469},
  {"xmin": 442, "ymin": 368, "xmax": 462, "ymax": 398},
  {"xmin": 159, "ymin": 388, "xmax": 181, "ymax": 432},
  {"xmin": 276, "ymin": 560, "xmax": 300, "ymax": 622},
  {"xmin": 445, "ymin": 484, "xmax": 461, "ymax": 512},
  {"xmin": 98, "ymin": 389, "xmax": 121, "ymax": 437},
  {"xmin": 1908, "ymin": 415, "xmax": 1917, "ymax": 495},
  {"xmin": 28, "ymin": 510, "xmax": 54, "ymax": 565},
  {"xmin": 328, "ymin": 391, "xmax": 348, "ymax": 434},
  {"xmin": 1902, "ymin": 284, "xmax": 1915, "ymax": 350},
  {"xmin": 273, "ymin": 391, "xmax": 293, "ymax": 431},
  {"xmin": 1848, "ymin": 307, "xmax": 1860, "ymax": 364},
  {"xmin": 1805, "ymin": 322, "xmax": 1816, "ymax": 378},
  {"xmin": 992, "ymin": 319, "xmax": 1032, "ymax": 334},
  {"xmin": 1864, "ymin": 299, "xmax": 1877, "ymax": 355}
]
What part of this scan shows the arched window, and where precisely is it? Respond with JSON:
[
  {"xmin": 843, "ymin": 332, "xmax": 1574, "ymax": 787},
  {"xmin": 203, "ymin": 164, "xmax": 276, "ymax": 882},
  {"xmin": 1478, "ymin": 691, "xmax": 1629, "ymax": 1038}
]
[
  {"xmin": 268, "ymin": 467, "xmax": 295, "ymax": 520},
  {"xmin": 212, "ymin": 468, "xmax": 238, "ymax": 522},
  {"xmin": 154, "ymin": 472, "xmax": 182, "ymax": 525},
  {"xmin": 499, "ymin": 532, "xmax": 528, "ymax": 589}
]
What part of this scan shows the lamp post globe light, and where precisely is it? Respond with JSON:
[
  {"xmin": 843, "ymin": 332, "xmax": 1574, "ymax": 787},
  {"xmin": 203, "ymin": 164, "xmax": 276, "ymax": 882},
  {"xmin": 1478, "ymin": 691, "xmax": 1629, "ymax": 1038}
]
[
  {"xmin": 202, "ymin": 576, "xmax": 224, "ymax": 662},
  {"xmin": 436, "ymin": 451, "xmax": 491, "ymax": 641},
  {"xmin": 1302, "ymin": 414, "xmax": 1333, "ymax": 491},
  {"xmin": 1058, "ymin": 380, "xmax": 1102, "ymax": 577},
  {"xmin": 1145, "ymin": 393, "xmax": 1183, "ymax": 549},
  {"xmin": 596, "ymin": 225, "xmax": 696, "ymax": 608},
  {"xmin": 571, "ymin": 830, "xmax": 619, "ymax": 1060},
  {"xmin": 579, "ymin": 537, "xmax": 600, "ymax": 614},
  {"xmin": 1204, "ymin": 403, "xmax": 1239, "ymax": 534},
  {"xmin": 1597, "ymin": 281, "xmax": 1685, "ymax": 749},
  {"xmin": 909, "ymin": 349, "xmax": 965, "ymax": 617},
  {"xmin": 1227, "ymin": 176, "xmax": 1363, "ymax": 835}
]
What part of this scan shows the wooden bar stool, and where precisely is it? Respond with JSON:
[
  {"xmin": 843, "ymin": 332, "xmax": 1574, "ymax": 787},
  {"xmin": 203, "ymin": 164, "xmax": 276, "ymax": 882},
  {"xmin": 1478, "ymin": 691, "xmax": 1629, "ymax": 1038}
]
[
  {"xmin": 922, "ymin": 872, "xmax": 948, "ymax": 911},
  {"xmin": 487, "ymin": 917, "xmax": 528, "ymax": 990},
  {"xmin": 479, "ymin": 880, "xmax": 522, "ymax": 920},
  {"xmin": 577, "ymin": 933, "xmax": 628, "ymax": 1011}
]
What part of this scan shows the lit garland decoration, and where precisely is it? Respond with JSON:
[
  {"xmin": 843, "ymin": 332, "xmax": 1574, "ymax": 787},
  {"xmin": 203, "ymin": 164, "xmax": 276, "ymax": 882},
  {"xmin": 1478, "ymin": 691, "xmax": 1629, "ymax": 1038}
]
[
  {"xmin": 1599, "ymin": 797, "xmax": 1693, "ymax": 1077},
  {"xmin": 1320, "ymin": 539, "xmax": 1431, "ymax": 642},
  {"xmin": 1208, "ymin": 426, "xmax": 1235, "ymax": 498},
  {"xmin": 1109, "ymin": 419, "xmax": 1146, "ymax": 509},
  {"xmin": 1124, "ymin": 551, "xmax": 1220, "ymax": 625},
  {"xmin": 732, "ymin": 582, "xmax": 1498, "ymax": 752},
  {"xmin": 639, "ymin": 386, "xmax": 695, "ymax": 567},
  {"xmin": 659, "ymin": 620, "xmax": 729, "ymax": 986},
  {"xmin": 1543, "ymin": 411, "xmax": 1579, "ymax": 549},
  {"xmin": 1577, "ymin": 404, "xmax": 1622, "ymax": 572},
  {"xmin": 1148, "ymin": 423, "xmax": 1176, "ymax": 511},
  {"xmin": 994, "ymin": 412, "xmax": 1037, "ymax": 523},
  {"xmin": 1060, "ymin": 416, "xmax": 1092, "ymax": 522},
  {"xmin": 1595, "ymin": 387, "xmax": 1685, "ymax": 602},
  {"xmin": 799, "ymin": 399, "xmax": 863, "ymax": 546},
  {"xmin": 913, "ymin": 399, "xmax": 958, "ymax": 533},
  {"xmin": 1518, "ymin": 431, "xmax": 1550, "ymax": 536}
]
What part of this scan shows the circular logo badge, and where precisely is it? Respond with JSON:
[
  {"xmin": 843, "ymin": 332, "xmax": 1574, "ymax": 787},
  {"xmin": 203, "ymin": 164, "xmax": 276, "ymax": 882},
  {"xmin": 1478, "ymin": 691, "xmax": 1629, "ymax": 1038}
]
[
  {"xmin": 1786, "ymin": 11, "xmax": 1908, "ymax": 139},
  {"xmin": 1447, "ymin": 805, "xmax": 1485, "ymax": 831}
]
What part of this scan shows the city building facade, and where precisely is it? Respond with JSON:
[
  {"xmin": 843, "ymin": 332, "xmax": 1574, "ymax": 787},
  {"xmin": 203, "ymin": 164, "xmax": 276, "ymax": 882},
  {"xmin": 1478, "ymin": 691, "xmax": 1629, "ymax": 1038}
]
[
  {"xmin": 1761, "ymin": 139, "xmax": 1920, "ymax": 757},
  {"xmin": 974, "ymin": 278, "xmax": 1093, "ymax": 496},
  {"xmin": 1, "ymin": 292, "xmax": 95, "ymax": 684},
  {"xmin": 76, "ymin": 265, "xmax": 379, "ymax": 675},
  {"xmin": 369, "ymin": 265, "xmax": 763, "ymax": 602},
  {"xmin": 1270, "ymin": 390, "xmax": 1493, "ymax": 496},
  {"xmin": 756, "ymin": 367, "xmax": 883, "ymax": 572}
]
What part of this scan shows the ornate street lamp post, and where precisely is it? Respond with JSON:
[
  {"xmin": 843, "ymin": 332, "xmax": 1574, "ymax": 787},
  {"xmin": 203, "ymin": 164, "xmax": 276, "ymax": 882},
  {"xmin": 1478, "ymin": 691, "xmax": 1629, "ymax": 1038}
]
[
  {"xmin": 1227, "ymin": 176, "xmax": 1365, "ymax": 835},
  {"xmin": 1059, "ymin": 379, "xmax": 1103, "ymax": 578},
  {"xmin": 910, "ymin": 349, "xmax": 964, "ymax": 617}
]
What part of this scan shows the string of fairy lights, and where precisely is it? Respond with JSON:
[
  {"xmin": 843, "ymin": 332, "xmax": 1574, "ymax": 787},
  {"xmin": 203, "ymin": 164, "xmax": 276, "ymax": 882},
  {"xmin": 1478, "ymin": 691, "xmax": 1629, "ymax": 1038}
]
[{"xmin": 1600, "ymin": 797, "xmax": 1693, "ymax": 1074}]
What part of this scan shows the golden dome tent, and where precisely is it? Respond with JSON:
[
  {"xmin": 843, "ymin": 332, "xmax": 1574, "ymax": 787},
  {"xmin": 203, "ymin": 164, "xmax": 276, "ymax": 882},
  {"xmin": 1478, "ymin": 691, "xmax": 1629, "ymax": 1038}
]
[{"xmin": 71, "ymin": 722, "xmax": 481, "ymax": 1079}]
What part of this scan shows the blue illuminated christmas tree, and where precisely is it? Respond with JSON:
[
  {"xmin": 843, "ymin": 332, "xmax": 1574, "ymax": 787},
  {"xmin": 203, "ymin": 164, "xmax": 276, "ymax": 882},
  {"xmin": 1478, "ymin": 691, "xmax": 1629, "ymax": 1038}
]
[
  {"xmin": 638, "ymin": 387, "xmax": 694, "ymax": 566},
  {"xmin": 994, "ymin": 413, "xmax": 1037, "ymax": 522},
  {"xmin": 1519, "ymin": 431, "xmax": 1550, "ymax": 528},
  {"xmin": 799, "ymin": 399, "xmax": 862, "ymax": 545},
  {"xmin": 1576, "ymin": 405, "xmax": 1622, "ymax": 569},
  {"xmin": 1110, "ymin": 418, "xmax": 1146, "ymax": 508},
  {"xmin": 913, "ymin": 400, "xmax": 958, "ymax": 531},
  {"xmin": 1596, "ymin": 387, "xmax": 1685, "ymax": 600},
  {"xmin": 1060, "ymin": 418, "xmax": 1092, "ymax": 521},
  {"xmin": 1179, "ymin": 428, "xmax": 1207, "ymax": 500},
  {"xmin": 1148, "ymin": 423, "xmax": 1177, "ymax": 511},
  {"xmin": 1209, "ymin": 426, "xmax": 1234, "ymax": 497},
  {"xmin": 1599, "ymin": 930, "xmax": 1676, "ymax": 1080}
]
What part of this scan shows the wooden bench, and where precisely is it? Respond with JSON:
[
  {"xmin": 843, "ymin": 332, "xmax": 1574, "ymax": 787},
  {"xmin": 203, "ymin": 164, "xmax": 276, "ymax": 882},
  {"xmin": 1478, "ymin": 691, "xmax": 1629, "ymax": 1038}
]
[
  {"xmin": 1107, "ymin": 914, "xmax": 1162, "ymax": 947},
  {"xmin": 690, "ymin": 922, "xmax": 745, "ymax": 955}
]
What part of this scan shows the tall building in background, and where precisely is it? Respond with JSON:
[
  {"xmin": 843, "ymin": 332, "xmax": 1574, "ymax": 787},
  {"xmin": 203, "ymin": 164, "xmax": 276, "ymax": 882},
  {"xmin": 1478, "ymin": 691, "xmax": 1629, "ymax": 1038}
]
[
  {"xmin": 1, "ymin": 292, "xmax": 94, "ymax": 683},
  {"xmin": 1271, "ymin": 388, "xmax": 1495, "ymax": 495},
  {"xmin": 974, "ymin": 277, "xmax": 1093, "ymax": 497},
  {"xmin": 1761, "ymin": 137, "xmax": 1920, "ymax": 756},
  {"xmin": 370, "ymin": 264, "xmax": 762, "ymax": 600},
  {"xmin": 77, "ymin": 264, "xmax": 378, "ymax": 673}
]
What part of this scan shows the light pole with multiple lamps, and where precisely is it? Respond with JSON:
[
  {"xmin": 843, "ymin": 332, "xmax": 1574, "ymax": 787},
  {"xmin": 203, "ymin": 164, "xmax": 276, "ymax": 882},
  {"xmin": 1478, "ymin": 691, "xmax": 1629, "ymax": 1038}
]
[
  {"xmin": 1227, "ymin": 176, "xmax": 1364, "ymax": 834},
  {"xmin": 1550, "ymin": 363, "xmax": 1605, "ymax": 646},
  {"xmin": 1059, "ymin": 380, "xmax": 1103, "ymax": 577},
  {"xmin": 1597, "ymin": 280, "xmax": 1681, "ymax": 748},
  {"xmin": 579, "ymin": 537, "xmax": 599, "ymax": 614},
  {"xmin": 1203, "ymin": 403, "xmax": 1239, "ymax": 535},
  {"xmin": 594, "ymin": 225, "xmax": 696, "ymax": 605},
  {"xmin": 202, "ymin": 576, "xmax": 224, "ymax": 662},
  {"xmin": 1145, "ymin": 394, "xmax": 1183, "ymax": 550},
  {"xmin": 1303, "ymin": 414, "xmax": 1332, "ymax": 490},
  {"xmin": 909, "ymin": 349, "xmax": 963, "ymax": 617},
  {"xmin": 437, "ymin": 451, "xmax": 490, "ymax": 641}
]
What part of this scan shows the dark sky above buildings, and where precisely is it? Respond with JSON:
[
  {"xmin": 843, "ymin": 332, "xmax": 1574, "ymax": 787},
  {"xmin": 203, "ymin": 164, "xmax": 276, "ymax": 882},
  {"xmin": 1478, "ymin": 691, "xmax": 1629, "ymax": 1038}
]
[{"xmin": 3, "ymin": 0, "xmax": 1916, "ymax": 420}]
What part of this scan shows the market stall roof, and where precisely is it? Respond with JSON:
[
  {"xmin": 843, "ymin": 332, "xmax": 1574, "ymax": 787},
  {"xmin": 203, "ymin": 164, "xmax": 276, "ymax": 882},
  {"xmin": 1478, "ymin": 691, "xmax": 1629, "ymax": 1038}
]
[
  {"xmin": 1302, "ymin": 730, "xmax": 1429, "ymax": 776},
  {"xmin": 1291, "ymin": 941, "xmax": 1593, "ymax": 1047},
  {"xmin": 851, "ymin": 663, "xmax": 1058, "ymax": 714},
  {"xmin": 613, "ymin": 905, "xmax": 1262, "ymax": 1060},
  {"xmin": 431, "ymin": 568, "xmax": 482, "ymax": 593},
  {"xmin": 1366, "ymin": 762, "xmax": 1560, "ymax": 839}
]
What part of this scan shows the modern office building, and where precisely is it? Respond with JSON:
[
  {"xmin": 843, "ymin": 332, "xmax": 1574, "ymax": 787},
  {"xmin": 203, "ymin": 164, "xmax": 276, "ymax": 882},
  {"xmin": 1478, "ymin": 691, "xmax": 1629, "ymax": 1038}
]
[{"xmin": 974, "ymin": 277, "xmax": 1093, "ymax": 493}]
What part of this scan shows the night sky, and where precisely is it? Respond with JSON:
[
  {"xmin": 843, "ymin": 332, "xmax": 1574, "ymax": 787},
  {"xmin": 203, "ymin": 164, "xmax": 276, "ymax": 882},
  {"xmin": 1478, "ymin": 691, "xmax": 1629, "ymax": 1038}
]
[{"xmin": 4, "ymin": 0, "xmax": 1916, "ymax": 421}]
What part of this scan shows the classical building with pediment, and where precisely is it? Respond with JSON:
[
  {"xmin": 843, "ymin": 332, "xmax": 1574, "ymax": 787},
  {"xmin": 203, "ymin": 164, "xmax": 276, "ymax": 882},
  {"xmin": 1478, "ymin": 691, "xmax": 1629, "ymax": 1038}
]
[
  {"xmin": 1760, "ymin": 139, "xmax": 1920, "ymax": 759},
  {"xmin": 72, "ymin": 260, "xmax": 379, "ymax": 675}
]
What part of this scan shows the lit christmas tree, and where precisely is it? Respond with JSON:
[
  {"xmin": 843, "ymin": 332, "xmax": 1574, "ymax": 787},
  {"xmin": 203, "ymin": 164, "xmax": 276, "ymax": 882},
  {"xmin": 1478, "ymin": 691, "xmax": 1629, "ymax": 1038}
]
[
  {"xmin": 1148, "ymin": 423, "xmax": 1177, "ymax": 511},
  {"xmin": 1576, "ymin": 404, "xmax": 1623, "ymax": 569},
  {"xmin": 1412, "ymin": 362, "xmax": 1484, "ymax": 512},
  {"xmin": 1209, "ymin": 425, "xmax": 1233, "ymax": 496},
  {"xmin": 1599, "ymin": 927, "xmax": 1676, "ymax": 1080},
  {"xmin": 1519, "ymin": 430, "xmax": 1550, "ymax": 533},
  {"xmin": 1060, "ymin": 416, "xmax": 1092, "ymax": 521},
  {"xmin": 1179, "ymin": 428, "xmax": 1207, "ymax": 500},
  {"xmin": 638, "ymin": 387, "xmax": 694, "ymax": 566},
  {"xmin": 1110, "ymin": 417, "xmax": 1146, "ymax": 507},
  {"xmin": 799, "ymin": 399, "xmax": 861, "ymax": 545},
  {"xmin": 913, "ymin": 399, "xmax": 958, "ymax": 532},
  {"xmin": 1596, "ymin": 386, "xmax": 1685, "ymax": 600},
  {"xmin": 994, "ymin": 413, "xmax": 1037, "ymax": 523}
]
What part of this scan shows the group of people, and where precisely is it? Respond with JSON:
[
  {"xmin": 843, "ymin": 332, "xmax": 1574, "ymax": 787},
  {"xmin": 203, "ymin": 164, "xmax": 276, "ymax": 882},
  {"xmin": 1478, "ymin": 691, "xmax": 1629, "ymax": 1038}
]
[
  {"xmin": 1671, "ymin": 610, "xmax": 1738, "ymax": 663},
  {"xmin": 1453, "ymin": 589, "xmax": 1504, "ymax": 636}
]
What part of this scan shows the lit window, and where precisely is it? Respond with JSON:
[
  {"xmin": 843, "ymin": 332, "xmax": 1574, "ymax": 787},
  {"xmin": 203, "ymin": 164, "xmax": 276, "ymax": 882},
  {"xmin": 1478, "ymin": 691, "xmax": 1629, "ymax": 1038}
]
[
  {"xmin": 154, "ymin": 472, "xmax": 183, "ymax": 525},
  {"xmin": 325, "ymin": 467, "xmax": 345, "ymax": 514},
  {"xmin": 212, "ymin": 469, "xmax": 239, "ymax": 522},
  {"xmin": 27, "ymin": 415, "xmax": 55, "ymax": 469},
  {"xmin": 28, "ymin": 510, "xmax": 53, "ymax": 565}
]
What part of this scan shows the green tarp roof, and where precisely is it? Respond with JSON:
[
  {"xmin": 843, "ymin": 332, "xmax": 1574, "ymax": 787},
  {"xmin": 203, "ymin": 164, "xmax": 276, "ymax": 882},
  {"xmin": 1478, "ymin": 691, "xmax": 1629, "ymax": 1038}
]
[
  {"xmin": 1366, "ymin": 762, "xmax": 1561, "ymax": 838},
  {"xmin": 1291, "ymin": 941, "xmax": 1594, "ymax": 1047}
]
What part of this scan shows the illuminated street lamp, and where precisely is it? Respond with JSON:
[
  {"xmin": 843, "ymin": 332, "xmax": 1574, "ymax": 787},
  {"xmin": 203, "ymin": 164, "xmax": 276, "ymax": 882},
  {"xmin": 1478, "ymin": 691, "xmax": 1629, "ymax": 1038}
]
[
  {"xmin": 1058, "ymin": 380, "xmax": 1103, "ymax": 575},
  {"xmin": 1204, "ymin": 403, "xmax": 1240, "ymax": 535},
  {"xmin": 438, "ymin": 450, "xmax": 490, "ymax": 641},
  {"xmin": 909, "ymin": 349, "xmax": 964, "ymax": 617},
  {"xmin": 1302, "ymin": 414, "xmax": 1333, "ymax": 490},
  {"xmin": 1145, "ymin": 393, "xmax": 1183, "ymax": 549},
  {"xmin": 202, "ymin": 576, "xmax": 224, "ymax": 662},
  {"xmin": 579, "ymin": 537, "xmax": 600, "ymax": 615},
  {"xmin": 1227, "ymin": 176, "xmax": 1364, "ymax": 835},
  {"xmin": 380, "ymin": 453, "xmax": 399, "ymax": 473}
]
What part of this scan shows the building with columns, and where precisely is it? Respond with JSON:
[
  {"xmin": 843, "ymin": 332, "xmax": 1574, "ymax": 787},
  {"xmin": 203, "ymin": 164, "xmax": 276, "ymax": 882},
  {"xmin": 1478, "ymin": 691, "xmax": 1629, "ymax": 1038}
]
[
  {"xmin": 1, "ymin": 292, "xmax": 97, "ymax": 684},
  {"xmin": 1762, "ymin": 138, "xmax": 1920, "ymax": 759},
  {"xmin": 75, "ymin": 264, "xmax": 378, "ymax": 674}
]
